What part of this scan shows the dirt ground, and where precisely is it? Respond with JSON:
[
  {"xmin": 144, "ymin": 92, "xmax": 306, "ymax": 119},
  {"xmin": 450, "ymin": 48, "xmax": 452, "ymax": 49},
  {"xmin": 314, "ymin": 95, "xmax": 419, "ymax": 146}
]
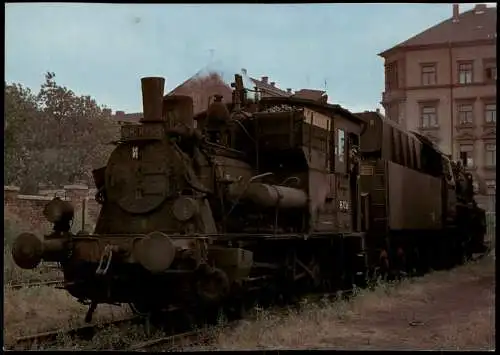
[{"xmin": 198, "ymin": 253, "xmax": 496, "ymax": 351}]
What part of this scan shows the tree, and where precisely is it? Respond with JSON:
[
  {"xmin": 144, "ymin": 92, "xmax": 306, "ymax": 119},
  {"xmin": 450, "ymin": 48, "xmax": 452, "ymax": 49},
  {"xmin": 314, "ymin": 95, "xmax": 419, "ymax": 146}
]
[
  {"xmin": 4, "ymin": 72, "xmax": 119, "ymax": 193},
  {"xmin": 4, "ymin": 81, "xmax": 42, "ymax": 188}
]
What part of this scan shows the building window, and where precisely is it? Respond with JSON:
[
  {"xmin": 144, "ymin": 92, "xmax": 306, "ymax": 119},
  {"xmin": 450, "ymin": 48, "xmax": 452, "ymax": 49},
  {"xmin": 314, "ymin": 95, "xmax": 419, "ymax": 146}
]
[
  {"xmin": 485, "ymin": 179, "xmax": 496, "ymax": 191},
  {"xmin": 420, "ymin": 104, "xmax": 438, "ymax": 128},
  {"xmin": 485, "ymin": 103, "xmax": 496, "ymax": 124},
  {"xmin": 485, "ymin": 143, "xmax": 496, "ymax": 167},
  {"xmin": 421, "ymin": 64, "xmax": 437, "ymax": 85},
  {"xmin": 458, "ymin": 62, "xmax": 473, "ymax": 84},
  {"xmin": 484, "ymin": 59, "xmax": 497, "ymax": 82},
  {"xmin": 457, "ymin": 103, "xmax": 474, "ymax": 125},
  {"xmin": 459, "ymin": 144, "xmax": 474, "ymax": 168},
  {"xmin": 337, "ymin": 128, "xmax": 345, "ymax": 163},
  {"xmin": 385, "ymin": 61, "xmax": 399, "ymax": 91}
]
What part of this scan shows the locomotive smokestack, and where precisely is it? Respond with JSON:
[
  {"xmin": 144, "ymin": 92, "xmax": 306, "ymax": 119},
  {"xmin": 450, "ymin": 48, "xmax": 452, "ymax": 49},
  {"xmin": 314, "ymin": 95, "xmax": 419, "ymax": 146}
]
[{"xmin": 141, "ymin": 77, "xmax": 165, "ymax": 122}]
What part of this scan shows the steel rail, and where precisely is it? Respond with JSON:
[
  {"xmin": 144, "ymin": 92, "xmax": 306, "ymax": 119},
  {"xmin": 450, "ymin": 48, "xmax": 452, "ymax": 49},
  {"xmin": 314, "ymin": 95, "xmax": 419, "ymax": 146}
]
[
  {"xmin": 7, "ymin": 279, "xmax": 66, "ymax": 290},
  {"xmin": 12, "ymin": 316, "xmax": 141, "ymax": 349}
]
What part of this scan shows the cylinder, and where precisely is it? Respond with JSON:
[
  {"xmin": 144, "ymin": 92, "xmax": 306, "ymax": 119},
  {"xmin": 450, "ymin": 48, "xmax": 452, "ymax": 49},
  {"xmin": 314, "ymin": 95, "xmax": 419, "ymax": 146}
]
[
  {"xmin": 141, "ymin": 77, "xmax": 165, "ymax": 122},
  {"xmin": 243, "ymin": 183, "xmax": 308, "ymax": 208},
  {"xmin": 163, "ymin": 95, "xmax": 194, "ymax": 128}
]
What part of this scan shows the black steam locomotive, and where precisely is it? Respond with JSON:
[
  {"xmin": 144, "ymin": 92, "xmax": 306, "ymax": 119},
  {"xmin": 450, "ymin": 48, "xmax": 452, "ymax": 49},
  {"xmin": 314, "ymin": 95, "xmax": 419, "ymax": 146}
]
[{"xmin": 12, "ymin": 74, "xmax": 488, "ymax": 322}]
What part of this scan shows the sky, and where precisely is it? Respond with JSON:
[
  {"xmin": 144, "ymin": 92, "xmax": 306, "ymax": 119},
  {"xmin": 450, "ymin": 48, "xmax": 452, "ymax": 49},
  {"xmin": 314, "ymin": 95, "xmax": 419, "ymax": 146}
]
[{"xmin": 5, "ymin": 3, "xmax": 497, "ymax": 114}]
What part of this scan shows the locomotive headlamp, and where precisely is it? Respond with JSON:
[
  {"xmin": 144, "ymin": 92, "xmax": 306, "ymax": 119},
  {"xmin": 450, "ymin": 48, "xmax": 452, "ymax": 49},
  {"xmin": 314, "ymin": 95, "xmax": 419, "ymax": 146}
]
[{"xmin": 43, "ymin": 197, "xmax": 75, "ymax": 224}]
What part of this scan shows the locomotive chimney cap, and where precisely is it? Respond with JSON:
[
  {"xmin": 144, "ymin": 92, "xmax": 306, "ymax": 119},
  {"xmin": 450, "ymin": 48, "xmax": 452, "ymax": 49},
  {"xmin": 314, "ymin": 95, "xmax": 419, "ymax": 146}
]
[{"xmin": 141, "ymin": 76, "xmax": 166, "ymax": 80}]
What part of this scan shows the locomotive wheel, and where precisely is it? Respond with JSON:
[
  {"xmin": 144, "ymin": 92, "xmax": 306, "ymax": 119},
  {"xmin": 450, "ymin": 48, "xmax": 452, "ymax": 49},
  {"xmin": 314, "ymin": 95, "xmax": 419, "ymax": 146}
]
[
  {"xmin": 195, "ymin": 266, "xmax": 230, "ymax": 305},
  {"xmin": 225, "ymin": 298, "xmax": 248, "ymax": 321},
  {"xmin": 395, "ymin": 247, "xmax": 407, "ymax": 280},
  {"xmin": 224, "ymin": 283, "xmax": 248, "ymax": 321},
  {"xmin": 129, "ymin": 301, "xmax": 152, "ymax": 316},
  {"xmin": 372, "ymin": 250, "xmax": 389, "ymax": 284},
  {"xmin": 178, "ymin": 310, "xmax": 199, "ymax": 331},
  {"xmin": 409, "ymin": 247, "xmax": 422, "ymax": 277}
]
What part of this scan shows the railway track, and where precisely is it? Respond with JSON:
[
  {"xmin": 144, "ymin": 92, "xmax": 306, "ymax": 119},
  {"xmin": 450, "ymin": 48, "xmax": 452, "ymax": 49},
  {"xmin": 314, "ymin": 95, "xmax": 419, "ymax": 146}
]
[
  {"xmin": 11, "ymin": 310, "xmax": 218, "ymax": 351},
  {"xmin": 128, "ymin": 328, "xmax": 213, "ymax": 351},
  {"xmin": 12, "ymin": 316, "xmax": 143, "ymax": 350},
  {"xmin": 7, "ymin": 279, "xmax": 66, "ymax": 290}
]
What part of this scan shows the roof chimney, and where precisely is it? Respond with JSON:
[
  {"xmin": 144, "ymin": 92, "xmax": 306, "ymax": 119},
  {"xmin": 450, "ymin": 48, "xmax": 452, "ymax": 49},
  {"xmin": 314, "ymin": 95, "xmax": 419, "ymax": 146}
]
[
  {"xmin": 270, "ymin": 82, "xmax": 276, "ymax": 87},
  {"xmin": 115, "ymin": 110, "xmax": 125, "ymax": 117},
  {"xmin": 452, "ymin": 4, "xmax": 459, "ymax": 23},
  {"xmin": 261, "ymin": 76, "xmax": 268, "ymax": 84},
  {"xmin": 241, "ymin": 68, "xmax": 247, "ymax": 75},
  {"xmin": 474, "ymin": 4, "xmax": 486, "ymax": 14}
]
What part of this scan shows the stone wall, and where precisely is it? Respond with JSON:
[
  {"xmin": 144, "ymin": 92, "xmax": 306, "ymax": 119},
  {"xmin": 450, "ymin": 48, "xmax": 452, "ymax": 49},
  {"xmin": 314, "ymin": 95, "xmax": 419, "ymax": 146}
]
[{"xmin": 4, "ymin": 185, "xmax": 101, "ymax": 234}]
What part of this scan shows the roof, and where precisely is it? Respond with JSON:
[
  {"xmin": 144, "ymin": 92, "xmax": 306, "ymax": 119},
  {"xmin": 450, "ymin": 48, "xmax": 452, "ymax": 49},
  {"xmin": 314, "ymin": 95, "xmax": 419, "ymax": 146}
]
[
  {"xmin": 379, "ymin": 5, "xmax": 497, "ymax": 57},
  {"xmin": 292, "ymin": 89, "xmax": 327, "ymax": 102},
  {"xmin": 261, "ymin": 96, "xmax": 367, "ymax": 126},
  {"xmin": 250, "ymin": 77, "xmax": 291, "ymax": 97}
]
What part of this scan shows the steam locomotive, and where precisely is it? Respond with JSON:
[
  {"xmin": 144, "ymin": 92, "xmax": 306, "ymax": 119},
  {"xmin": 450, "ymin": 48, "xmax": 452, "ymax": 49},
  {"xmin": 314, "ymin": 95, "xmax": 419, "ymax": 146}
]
[{"xmin": 12, "ymin": 74, "xmax": 487, "ymax": 323}]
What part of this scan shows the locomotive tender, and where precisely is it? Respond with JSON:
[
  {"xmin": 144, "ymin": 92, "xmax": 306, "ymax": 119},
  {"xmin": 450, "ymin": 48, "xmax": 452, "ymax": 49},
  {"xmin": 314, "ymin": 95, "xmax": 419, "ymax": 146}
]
[{"xmin": 12, "ymin": 74, "xmax": 487, "ymax": 322}]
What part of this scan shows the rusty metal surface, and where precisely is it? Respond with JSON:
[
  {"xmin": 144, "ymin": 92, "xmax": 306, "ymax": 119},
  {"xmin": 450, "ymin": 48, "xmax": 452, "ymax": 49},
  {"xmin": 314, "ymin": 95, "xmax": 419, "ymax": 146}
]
[{"xmin": 387, "ymin": 161, "xmax": 443, "ymax": 230}]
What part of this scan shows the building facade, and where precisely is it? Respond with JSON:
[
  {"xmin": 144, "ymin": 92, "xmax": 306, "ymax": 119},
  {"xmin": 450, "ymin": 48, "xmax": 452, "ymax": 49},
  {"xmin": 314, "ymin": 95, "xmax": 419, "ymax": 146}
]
[{"xmin": 379, "ymin": 3, "xmax": 496, "ymax": 204}]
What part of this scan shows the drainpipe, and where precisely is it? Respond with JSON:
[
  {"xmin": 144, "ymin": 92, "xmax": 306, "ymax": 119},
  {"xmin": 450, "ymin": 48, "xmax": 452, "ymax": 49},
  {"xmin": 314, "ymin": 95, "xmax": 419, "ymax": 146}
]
[{"xmin": 448, "ymin": 36, "xmax": 454, "ymax": 158}]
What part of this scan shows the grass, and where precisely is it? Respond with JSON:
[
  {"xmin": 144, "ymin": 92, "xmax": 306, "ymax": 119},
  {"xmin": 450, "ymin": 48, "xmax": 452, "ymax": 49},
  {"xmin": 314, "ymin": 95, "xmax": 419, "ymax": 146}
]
[
  {"xmin": 189, "ymin": 255, "xmax": 495, "ymax": 351},
  {"xmin": 3, "ymin": 285, "xmax": 132, "ymax": 347}
]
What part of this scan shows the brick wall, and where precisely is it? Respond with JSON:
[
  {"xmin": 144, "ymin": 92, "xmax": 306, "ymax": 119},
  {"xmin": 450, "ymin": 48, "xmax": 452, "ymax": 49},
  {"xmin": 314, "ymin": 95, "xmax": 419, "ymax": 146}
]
[{"xmin": 4, "ymin": 185, "xmax": 101, "ymax": 234}]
